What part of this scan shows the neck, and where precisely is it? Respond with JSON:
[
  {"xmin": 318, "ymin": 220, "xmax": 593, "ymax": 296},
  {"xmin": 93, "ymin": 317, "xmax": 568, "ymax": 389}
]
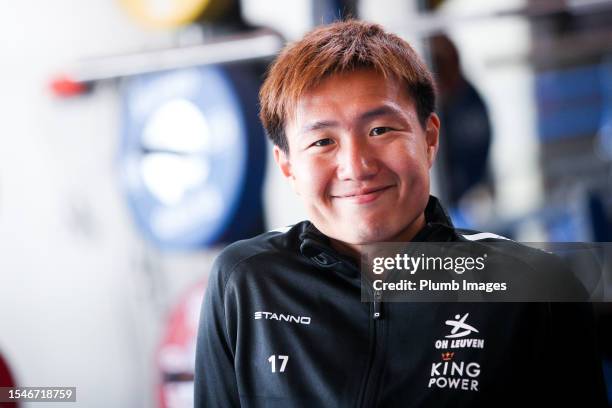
[{"xmin": 329, "ymin": 213, "xmax": 427, "ymax": 260}]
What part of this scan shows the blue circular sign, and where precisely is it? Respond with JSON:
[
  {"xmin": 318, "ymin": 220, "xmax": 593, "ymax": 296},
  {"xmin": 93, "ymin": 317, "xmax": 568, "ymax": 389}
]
[{"xmin": 119, "ymin": 65, "xmax": 266, "ymax": 249}]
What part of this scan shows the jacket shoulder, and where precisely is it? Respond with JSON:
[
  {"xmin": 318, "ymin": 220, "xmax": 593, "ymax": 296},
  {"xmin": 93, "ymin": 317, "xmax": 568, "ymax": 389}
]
[
  {"xmin": 454, "ymin": 228, "xmax": 588, "ymax": 300},
  {"xmin": 454, "ymin": 228, "xmax": 556, "ymax": 266},
  {"xmin": 210, "ymin": 222, "xmax": 305, "ymax": 287}
]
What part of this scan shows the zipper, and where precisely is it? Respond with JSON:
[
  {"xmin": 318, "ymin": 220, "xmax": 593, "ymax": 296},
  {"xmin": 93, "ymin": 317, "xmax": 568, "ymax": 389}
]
[
  {"xmin": 373, "ymin": 290, "xmax": 383, "ymax": 319},
  {"xmin": 357, "ymin": 290, "xmax": 385, "ymax": 407}
]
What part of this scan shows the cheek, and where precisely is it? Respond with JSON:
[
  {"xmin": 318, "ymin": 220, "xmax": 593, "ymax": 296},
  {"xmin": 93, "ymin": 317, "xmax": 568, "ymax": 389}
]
[
  {"xmin": 293, "ymin": 156, "xmax": 334, "ymax": 197},
  {"xmin": 388, "ymin": 144, "xmax": 431, "ymax": 186}
]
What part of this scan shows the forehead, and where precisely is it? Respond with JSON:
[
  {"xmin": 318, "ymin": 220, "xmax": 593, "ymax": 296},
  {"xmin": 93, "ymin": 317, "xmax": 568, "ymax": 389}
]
[{"xmin": 289, "ymin": 69, "xmax": 415, "ymax": 124}]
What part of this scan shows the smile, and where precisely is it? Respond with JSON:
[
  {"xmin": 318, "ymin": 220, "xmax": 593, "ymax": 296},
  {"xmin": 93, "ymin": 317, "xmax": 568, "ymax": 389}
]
[{"xmin": 333, "ymin": 186, "xmax": 394, "ymax": 204}]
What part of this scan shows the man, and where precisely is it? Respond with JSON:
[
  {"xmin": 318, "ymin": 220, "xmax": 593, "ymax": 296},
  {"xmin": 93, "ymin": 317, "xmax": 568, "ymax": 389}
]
[
  {"xmin": 195, "ymin": 20, "xmax": 607, "ymax": 407},
  {"xmin": 430, "ymin": 34, "xmax": 492, "ymax": 207}
]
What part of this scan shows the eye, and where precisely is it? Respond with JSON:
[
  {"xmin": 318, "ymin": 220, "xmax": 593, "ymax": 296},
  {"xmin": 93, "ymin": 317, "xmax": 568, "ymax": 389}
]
[
  {"xmin": 370, "ymin": 127, "xmax": 394, "ymax": 136},
  {"xmin": 311, "ymin": 138, "xmax": 334, "ymax": 147}
]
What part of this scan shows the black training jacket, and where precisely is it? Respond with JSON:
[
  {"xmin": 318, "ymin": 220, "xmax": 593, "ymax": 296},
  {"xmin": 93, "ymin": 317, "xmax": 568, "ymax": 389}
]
[{"xmin": 194, "ymin": 196, "xmax": 607, "ymax": 407}]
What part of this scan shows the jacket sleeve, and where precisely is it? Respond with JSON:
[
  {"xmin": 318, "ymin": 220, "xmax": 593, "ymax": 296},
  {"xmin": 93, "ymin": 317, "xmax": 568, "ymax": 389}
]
[{"xmin": 194, "ymin": 261, "xmax": 240, "ymax": 407}]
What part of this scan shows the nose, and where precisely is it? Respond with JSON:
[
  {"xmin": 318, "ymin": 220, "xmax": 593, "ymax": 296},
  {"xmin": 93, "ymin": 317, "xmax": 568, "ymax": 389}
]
[{"xmin": 337, "ymin": 137, "xmax": 379, "ymax": 181}]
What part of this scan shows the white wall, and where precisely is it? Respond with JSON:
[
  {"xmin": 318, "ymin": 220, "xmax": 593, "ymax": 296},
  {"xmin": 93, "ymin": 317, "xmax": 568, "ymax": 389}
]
[
  {"xmin": 0, "ymin": 2, "xmax": 195, "ymax": 407},
  {"xmin": 0, "ymin": 2, "xmax": 310, "ymax": 406}
]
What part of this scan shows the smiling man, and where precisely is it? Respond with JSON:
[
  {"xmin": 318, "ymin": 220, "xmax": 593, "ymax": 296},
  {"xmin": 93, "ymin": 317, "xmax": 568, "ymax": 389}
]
[{"xmin": 195, "ymin": 20, "xmax": 606, "ymax": 407}]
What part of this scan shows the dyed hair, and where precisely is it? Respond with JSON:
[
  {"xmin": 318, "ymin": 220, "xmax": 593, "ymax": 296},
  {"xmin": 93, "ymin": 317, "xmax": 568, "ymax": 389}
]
[{"xmin": 259, "ymin": 19, "xmax": 436, "ymax": 153}]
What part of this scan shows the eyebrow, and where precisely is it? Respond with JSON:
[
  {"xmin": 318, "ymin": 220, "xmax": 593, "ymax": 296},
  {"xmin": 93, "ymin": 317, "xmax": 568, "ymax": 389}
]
[
  {"xmin": 300, "ymin": 104, "xmax": 405, "ymax": 135},
  {"xmin": 301, "ymin": 120, "xmax": 339, "ymax": 134},
  {"xmin": 360, "ymin": 105, "xmax": 404, "ymax": 121}
]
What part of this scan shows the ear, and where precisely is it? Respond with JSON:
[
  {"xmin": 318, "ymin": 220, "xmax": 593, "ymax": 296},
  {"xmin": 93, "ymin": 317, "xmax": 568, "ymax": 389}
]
[
  {"xmin": 424, "ymin": 113, "xmax": 440, "ymax": 168},
  {"xmin": 273, "ymin": 145, "xmax": 299, "ymax": 192},
  {"xmin": 273, "ymin": 145, "xmax": 292, "ymax": 178}
]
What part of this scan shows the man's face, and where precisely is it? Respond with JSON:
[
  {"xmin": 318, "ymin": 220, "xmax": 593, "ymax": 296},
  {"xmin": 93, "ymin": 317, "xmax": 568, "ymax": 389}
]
[{"xmin": 274, "ymin": 69, "xmax": 440, "ymax": 251}]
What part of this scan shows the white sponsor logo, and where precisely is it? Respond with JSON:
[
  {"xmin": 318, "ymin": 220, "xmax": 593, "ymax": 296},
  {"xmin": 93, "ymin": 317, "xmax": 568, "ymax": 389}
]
[
  {"xmin": 434, "ymin": 313, "xmax": 485, "ymax": 349},
  {"xmin": 428, "ymin": 358, "xmax": 481, "ymax": 391},
  {"xmin": 445, "ymin": 313, "xmax": 479, "ymax": 339},
  {"xmin": 254, "ymin": 311, "xmax": 311, "ymax": 325},
  {"xmin": 428, "ymin": 313, "xmax": 485, "ymax": 392}
]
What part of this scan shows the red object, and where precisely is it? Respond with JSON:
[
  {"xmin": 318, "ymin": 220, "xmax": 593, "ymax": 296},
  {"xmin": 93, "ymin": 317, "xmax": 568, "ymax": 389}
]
[
  {"xmin": 49, "ymin": 75, "xmax": 88, "ymax": 97},
  {"xmin": 0, "ymin": 351, "xmax": 18, "ymax": 408},
  {"xmin": 157, "ymin": 281, "xmax": 206, "ymax": 408}
]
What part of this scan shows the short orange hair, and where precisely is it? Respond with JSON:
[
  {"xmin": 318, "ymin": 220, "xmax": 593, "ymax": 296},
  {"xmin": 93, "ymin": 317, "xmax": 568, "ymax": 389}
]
[{"xmin": 259, "ymin": 20, "xmax": 436, "ymax": 153}]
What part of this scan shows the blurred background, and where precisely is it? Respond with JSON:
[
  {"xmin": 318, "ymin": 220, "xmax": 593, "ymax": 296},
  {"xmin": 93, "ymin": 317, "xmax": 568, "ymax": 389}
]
[{"xmin": 0, "ymin": 0, "xmax": 611, "ymax": 406}]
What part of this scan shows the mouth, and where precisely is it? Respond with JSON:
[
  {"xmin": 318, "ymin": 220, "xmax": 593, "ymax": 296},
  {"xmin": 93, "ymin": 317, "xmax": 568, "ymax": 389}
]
[{"xmin": 332, "ymin": 185, "xmax": 394, "ymax": 204}]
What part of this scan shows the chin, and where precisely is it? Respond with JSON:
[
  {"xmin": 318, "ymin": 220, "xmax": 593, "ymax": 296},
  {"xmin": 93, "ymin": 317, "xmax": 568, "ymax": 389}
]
[{"xmin": 345, "ymin": 223, "xmax": 394, "ymax": 245}]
